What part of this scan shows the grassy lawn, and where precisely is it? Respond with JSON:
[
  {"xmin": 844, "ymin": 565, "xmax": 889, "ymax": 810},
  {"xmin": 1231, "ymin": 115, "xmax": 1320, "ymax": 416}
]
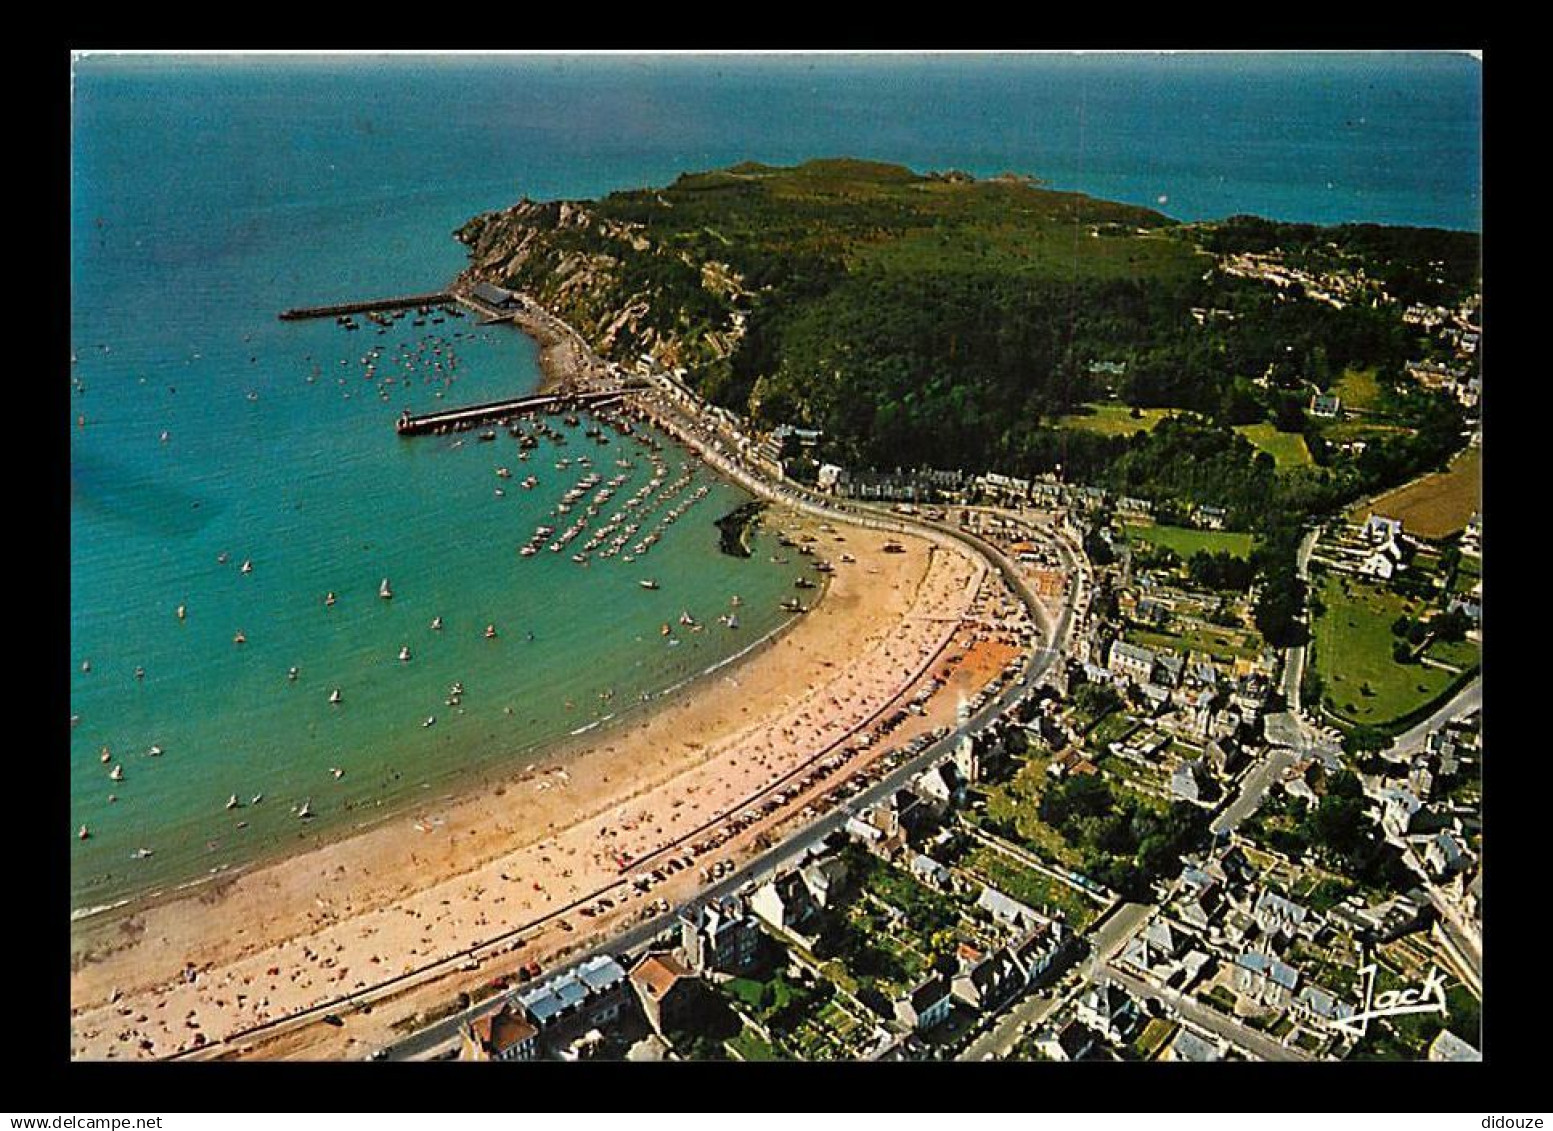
[
  {"xmin": 1312, "ymin": 573, "xmax": 1460, "ymax": 729},
  {"xmin": 726, "ymin": 1026, "xmax": 781, "ymax": 1061},
  {"xmin": 1133, "ymin": 1017, "xmax": 1178, "ymax": 1061},
  {"xmin": 1127, "ymin": 622, "xmax": 1264, "ymax": 663},
  {"xmin": 1349, "ymin": 447, "xmax": 1481, "ymax": 539},
  {"xmin": 1331, "ymin": 366, "xmax": 1387, "ymax": 413},
  {"xmin": 1123, "ymin": 522, "xmax": 1256, "ymax": 561},
  {"xmin": 1424, "ymin": 635, "xmax": 1481, "ymax": 673},
  {"xmin": 1088, "ymin": 710, "xmax": 1142, "ymax": 751},
  {"xmin": 1096, "ymin": 752, "xmax": 1171, "ymax": 799},
  {"xmin": 1235, "ymin": 422, "xmax": 1314, "ymax": 470},
  {"xmin": 1057, "ymin": 402, "xmax": 1182, "ymax": 436},
  {"xmin": 959, "ymin": 843, "xmax": 1101, "ymax": 929}
]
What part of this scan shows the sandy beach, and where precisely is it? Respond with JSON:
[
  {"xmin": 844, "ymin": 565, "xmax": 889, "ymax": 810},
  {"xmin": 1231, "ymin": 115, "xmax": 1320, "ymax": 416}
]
[{"xmin": 70, "ymin": 495, "xmax": 1032, "ymax": 1060}]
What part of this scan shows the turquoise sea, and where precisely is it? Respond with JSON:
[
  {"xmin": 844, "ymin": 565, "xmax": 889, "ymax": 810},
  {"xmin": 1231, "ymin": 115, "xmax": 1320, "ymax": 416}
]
[{"xmin": 68, "ymin": 51, "xmax": 1481, "ymax": 914}]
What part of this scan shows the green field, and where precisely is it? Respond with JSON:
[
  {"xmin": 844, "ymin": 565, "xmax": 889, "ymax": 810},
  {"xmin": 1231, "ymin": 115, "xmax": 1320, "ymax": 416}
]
[
  {"xmin": 1057, "ymin": 402, "xmax": 1182, "ymax": 436},
  {"xmin": 1127, "ymin": 622, "xmax": 1265, "ymax": 663},
  {"xmin": 1424, "ymin": 635, "xmax": 1481, "ymax": 673},
  {"xmin": 1332, "ymin": 366, "xmax": 1387, "ymax": 413},
  {"xmin": 1124, "ymin": 522, "xmax": 1256, "ymax": 560},
  {"xmin": 1234, "ymin": 422, "xmax": 1314, "ymax": 470},
  {"xmin": 1312, "ymin": 574, "xmax": 1461, "ymax": 729},
  {"xmin": 959, "ymin": 842, "xmax": 1101, "ymax": 930}
]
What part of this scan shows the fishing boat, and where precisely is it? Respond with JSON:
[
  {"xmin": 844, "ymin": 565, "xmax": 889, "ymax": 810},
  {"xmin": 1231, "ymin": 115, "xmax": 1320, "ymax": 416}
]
[
  {"xmin": 484, "ymin": 624, "xmax": 498, "ymax": 639},
  {"xmin": 727, "ymin": 614, "xmax": 739, "ymax": 629},
  {"xmin": 679, "ymin": 611, "xmax": 696, "ymax": 627},
  {"xmin": 661, "ymin": 623, "xmax": 672, "ymax": 636},
  {"xmin": 379, "ymin": 578, "xmax": 393, "ymax": 600},
  {"xmin": 639, "ymin": 579, "xmax": 659, "ymax": 590},
  {"xmin": 78, "ymin": 825, "xmax": 90, "ymax": 841},
  {"xmin": 496, "ymin": 467, "xmax": 511, "ymax": 479},
  {"xmin": 133, "ymin": 847, "xmax": 154, "ymax": 859},
  {"xmin": 233, "ymin": 630, "xmax": 247, "ymax": 644}
]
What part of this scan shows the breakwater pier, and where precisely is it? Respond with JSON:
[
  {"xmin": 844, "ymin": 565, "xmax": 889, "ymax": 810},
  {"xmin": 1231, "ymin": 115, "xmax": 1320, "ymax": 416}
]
[
  {"xmin": 278, "ymin": 292, "xmax": 456, "ymax": 321},
  {"xmin": 394, "ymin": 388, "xmax": 637, "ymax": 436}
]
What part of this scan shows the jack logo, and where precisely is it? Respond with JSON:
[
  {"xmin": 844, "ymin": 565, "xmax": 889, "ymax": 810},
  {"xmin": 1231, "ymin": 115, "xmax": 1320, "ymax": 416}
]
[{"xmin": 1329, "ymin": 957, "xmax": 1448, "ymax": 1037}]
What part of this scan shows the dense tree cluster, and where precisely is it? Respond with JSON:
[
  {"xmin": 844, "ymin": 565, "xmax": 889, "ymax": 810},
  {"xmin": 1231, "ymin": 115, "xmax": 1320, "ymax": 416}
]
[{"xmin": 1037, "ymin": 774, "xmax": 1209, "ymax": 900}]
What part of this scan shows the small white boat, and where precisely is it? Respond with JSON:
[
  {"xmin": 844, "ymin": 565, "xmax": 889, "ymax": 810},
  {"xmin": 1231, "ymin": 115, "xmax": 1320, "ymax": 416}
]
[
  {"xmin": 399, "ymin": 645, "xmax": 412, "ymax": 662},
  {"xmin": 288, "ymin": 666, "xmax": 299, "ymax": 681},
  {"xmin": 109, "ymin": 764, "xmax": 124, "ymax": 782},
  {"xmin": 640, "ymin": 579, "xmax": 659, "ymax": 590},
  {"xmin": 233, "ymin": 630, "xmax": 247, "ymax": 645},
  {"xmin": 329, "ymin": 688, "xmax": 343, "ymax": 705},
  {"xmin": 99, "ymin": 748, "xmax": 111, "ymax": 764},
  {"xmin": 78, "ymin": 824, "xmax": 90, "ymax": 840},
  {"xmin": 423, "ymin": 715, "xmax": 436, "ymax": 728},
  {"xmin": 133, "ymin": 847, "xmax": 154, "ymax": 859},
  {"xmin": 251, "ymin": 793, "xmax": 263, "ymax": 805},
  {"xmin": 297, "ymin": 799, "xmax": 313, "ymax": 820},
  {"xmin": 226, "ymin": 794, "xmax": 241, "ymax": 810},
  {"xmin": 379, "ymin": 578, "xmax": 393, "ymax": 600},
  {"xmin": 484, "ymin": 624, "xmax": 498, "ymax": 639},
  {"xmin": 147, "ymin": 745, "xmax": 163, "ymax": 757},
  {"xmin": 331, "ymin": 767, "xmax": 345, "ymax": 780},
  {"xmin": 325, "ymin": 591, "xmax": 337, "ymax": 607},
  {"xmin": 240, "ymin": 560, "xmax": 252, "ymax": 574},
  {"xmin": 430, "ymin": 616, "xmax": 443, "ymax": 630},
  {"xmin": 176, "ymin": 604, "xmax": 186, "ymax": 621}
]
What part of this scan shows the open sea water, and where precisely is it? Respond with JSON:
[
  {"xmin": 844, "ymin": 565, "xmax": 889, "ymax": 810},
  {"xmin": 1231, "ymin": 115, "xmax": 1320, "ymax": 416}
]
[{"xmin": 68, "ymin": 51, "xmax": 1481, "ymax": 914}]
